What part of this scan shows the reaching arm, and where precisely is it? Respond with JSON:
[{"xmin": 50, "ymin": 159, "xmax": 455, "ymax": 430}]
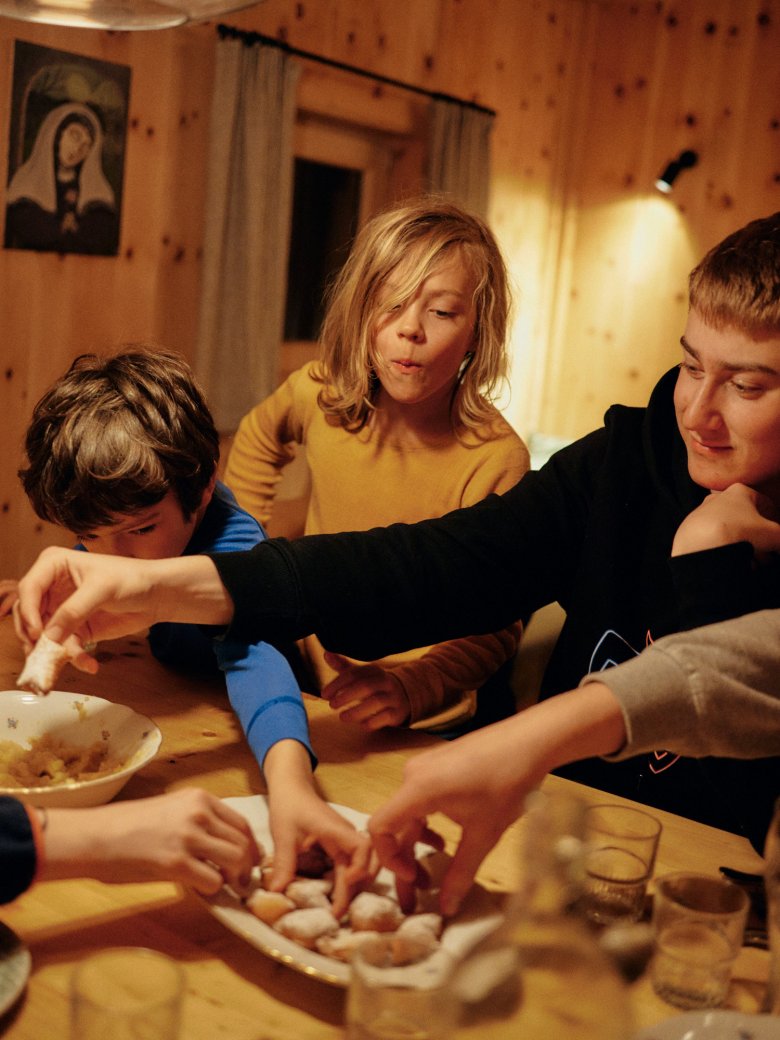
[
  {"xmin": 1, "ymin": 796, "xmax": 37, "ymax": 903},
  {"xmin": 595, "ymin": 607, "xmax": 780, "ymax": 760},
  {"xmin": 262, "ymin": 739, "xmax": 376, "ymax": 916},
  {"xmin": 209, "ymin": 457, "xmax": 583, "ymax": 660},
  {"xmin": 16, "ymin": 437, "xmax": 598, "ymax": 665},
  {"xmin": 14, "ymin": 547, "xmax": 234, "ymax": 657},
  {"xmin": 370, "ymin": 607, "xmax": 780, "ymax": 914},
  {"xmin": 369, "ymin": 681, "xmax": 625, "ymax": 915},
  {"xmin": 216, "ymin": 640, "xmax": 374, "ymax": 912},
  {"xmin": 2, "ymin": 788, "xmax": 260, "ymax": 902},
  {"xmin": 41, "ymin": 788, "xmax": 260, "ymax": 893}
]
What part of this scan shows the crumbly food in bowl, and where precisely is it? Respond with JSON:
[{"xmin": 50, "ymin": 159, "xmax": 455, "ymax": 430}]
[
  {"xmin": 0, "ymin": 689, "xmax": 162, "ymax": 807},
  {"xmin": 0, "ymin": 732, "xmax": 122, "ymax": 788}
]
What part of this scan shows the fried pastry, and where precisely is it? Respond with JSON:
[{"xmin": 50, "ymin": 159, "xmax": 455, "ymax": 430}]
[
  {"xmin": 391, "ymin": 914, "xmax": 444, "ymax": 963},
  {"xmin": 348, "ymin": 891, "xmax": 405, "ymax": 933},
  {"xmin": 316, "ymin": 928, "xmax": 382, "ymax": 962},
  {"xmin": 273, "ymin": 907, "xmax": 340, "ymax": 949},
  {"xmin": 246, "ymin": 889, "xmax": 295, "ymax": 925},
  {"xmin": 396, "ymin": 913, "xmax": 443, "ymax": 943},
  {"xmin": 17, "ymin": 633, "xmax": 70, "ymax": 695},
  {"xmin": 285, "ymin": 877, "xmax": 333, "ymax": 909}
]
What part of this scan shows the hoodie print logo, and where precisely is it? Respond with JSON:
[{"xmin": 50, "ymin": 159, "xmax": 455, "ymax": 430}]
[
  {"xmin": 648, "ymin": 749, "xmax": 681, "ymax": 774},
  {"xmin": 588, "ymin": 629, "xmax": 680, "ymax": 775},
  {"xmin": 588, "ymin": 629, "xmax": 640, "ymax": 673}
]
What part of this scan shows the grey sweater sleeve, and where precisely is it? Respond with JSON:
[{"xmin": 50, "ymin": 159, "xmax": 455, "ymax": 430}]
[{"xmin": 580, "ymin": 609, "xmax": 780, "ymax": 761}]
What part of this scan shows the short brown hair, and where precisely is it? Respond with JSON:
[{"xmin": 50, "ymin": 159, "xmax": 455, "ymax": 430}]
[
  {"xmin": 689, "ymin": 211, "xmax": 780, "ymax": 337},
  {"xmin": 20, "ymin": 346, "xmax": 219, "ymax": 532},
  {"xmin": 314, "ymin": 196, "xmax": 512, "ymax": 433}
]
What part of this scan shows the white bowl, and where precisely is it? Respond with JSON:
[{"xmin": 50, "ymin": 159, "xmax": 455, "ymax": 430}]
[{"xmin": 0, "ymin": 690, "xmax": 161, "ymax": 808}]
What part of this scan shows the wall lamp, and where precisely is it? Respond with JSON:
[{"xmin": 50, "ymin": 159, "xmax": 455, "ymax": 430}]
[{"xmin": 655, "ymin": 150, "xmax": 699, "ymax": 194}]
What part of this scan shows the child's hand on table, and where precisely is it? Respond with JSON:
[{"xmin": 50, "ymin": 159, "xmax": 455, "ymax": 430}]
[{"xmin": 321, "ymin": 652, "xmax": 412, "ymax": 729}]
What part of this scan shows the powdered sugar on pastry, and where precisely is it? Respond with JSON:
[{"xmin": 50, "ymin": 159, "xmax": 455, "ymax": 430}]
[
  {"xmin": 391, "ymin": 915, "xmax": 444, "ymax": 963},
  {"xmin": 274, "ymin": 907, "xmax": 340, "ymax": 950},
  {"xmin": 235, "ymin": 838, "xmax": 450, "ymax": 973},
  {"xmin": 396, "ymin": 913, "xmax": 443, "ymax": 943},
  {"xmin": 316, "ymin": 928, "xmax": 381, "ymax": 962},
  {"xmin": 348, "ymin": 891, "xmax": 405, "ymax": 933},
  {"xmin": 17, "ymin": 633, "xmax": 70, "ymax": 695},
  {"xmin": 285, "ymin": 877, "xmax": 333, "ymax": 909}
]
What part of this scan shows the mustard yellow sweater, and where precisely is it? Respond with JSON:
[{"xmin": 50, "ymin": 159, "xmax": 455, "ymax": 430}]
[{"xmin": 224, "ymin": 362, "xmax": 530, "ymax": 724}]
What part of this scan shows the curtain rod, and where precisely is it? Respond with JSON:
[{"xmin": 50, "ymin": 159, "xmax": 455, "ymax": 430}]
[{"xmin": 216, "ymin": 23, "xmax": 496, "ymax": 118}]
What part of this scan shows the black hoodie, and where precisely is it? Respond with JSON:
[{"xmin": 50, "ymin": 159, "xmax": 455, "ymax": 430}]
[{"xmin": 212, "ymin": 367, "xmax": 780, "ymax": 848}]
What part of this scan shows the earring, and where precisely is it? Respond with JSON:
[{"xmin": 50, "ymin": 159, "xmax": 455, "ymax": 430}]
[{"xmin": 457, "ymin": 352, "xmax": 475, "ymax": 379}]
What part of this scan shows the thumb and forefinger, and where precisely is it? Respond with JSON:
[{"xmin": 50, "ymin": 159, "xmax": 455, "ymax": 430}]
[{"xmin": 14, "ymin": 578, "xmax": 100, "ymax": 652}]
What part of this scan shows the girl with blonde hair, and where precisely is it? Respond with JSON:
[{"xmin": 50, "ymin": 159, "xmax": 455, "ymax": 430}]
[{"xmin": 225, "ymin": 197, "xmax": 529, "ymax": 732}]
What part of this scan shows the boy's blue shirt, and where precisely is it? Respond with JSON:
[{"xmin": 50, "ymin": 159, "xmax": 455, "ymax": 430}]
[{"xmin": 78, "ymin": 482, "xmax": 313, "ymax": 771}]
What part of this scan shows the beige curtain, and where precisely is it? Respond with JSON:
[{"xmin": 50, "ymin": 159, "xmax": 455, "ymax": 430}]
[
  {"xmin": 427, "ymin": 98, "xmax": 494, "ymax": 218},
  {"xmin": 196, "ymin": 37, "xmax": 300, "ymax": 431}
]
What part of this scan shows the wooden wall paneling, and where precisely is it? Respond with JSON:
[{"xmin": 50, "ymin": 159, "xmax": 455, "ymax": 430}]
[
  {"xmin": 537, "ymin": 0, "xmax": 780, "ymax": 442},
  {"xmin": 226, "ymin": 2, "xmax": 443, "ymax": 213},
  {"xmin": 143, "ymin": 26, "xmax": 213, "ymax": 357},
  {"xmin": 468, "ymin": 0, "xmax": 593, "ymax": 440},
  {"xmin": 0, "ymin": 22, "xmax": 216, "ymax": 574},
  {"xmin": 227, "ymin": 0, "xmax": 447, "ymax": 90},
  {"xmin": 113, "ymin": 29, "xmax": 199, "ymax": 355},
  {"xmin": 295, "ymin": 61, "xmax": 429, "ymax": 204},
  {"xmin": 296, "ymin": 64, "xmax": 420, "ymax": 136},
  {"xmin": 1, "ymin": 0, "xmax": 778, "ymax": 574},
  {"xmin": 540, "ymin": 2, "xmax": 676, "ymax": 440}
]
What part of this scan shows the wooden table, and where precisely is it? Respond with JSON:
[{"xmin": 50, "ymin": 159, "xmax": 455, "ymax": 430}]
[{"xmin": 0, "ymin": 618, "xmax": 769, "ymax": 1037}]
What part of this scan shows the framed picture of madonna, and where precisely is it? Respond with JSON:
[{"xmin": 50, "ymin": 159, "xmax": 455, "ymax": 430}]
[{"xmin": 4, "ymin": 40, "xmax": 131, "ymax": 256}]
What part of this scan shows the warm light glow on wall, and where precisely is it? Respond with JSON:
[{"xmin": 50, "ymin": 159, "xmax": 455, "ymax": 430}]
[
  {"xmin": 623, "ymin": 195, "xmax": 692, "ymax": 279},
  {"xmin": 502, "ymin": 190, "xmax": 702, "ymax": 443},
  {"xmin": 490, "ymin": 173, "xmax": 556, "ymax": 440}
]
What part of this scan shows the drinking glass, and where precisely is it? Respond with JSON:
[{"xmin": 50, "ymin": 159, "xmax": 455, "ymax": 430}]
[
  {"xmin": 345, "ymin": 935, "xmax": 456, "ymax": 1040},
  {"xmin": 651, "ymin": 872, "xmax": 749, "ymax": 1010},
  {"xmin": 70, "ymin": 947, "xmax": 185, "ymax": 1040},
  {"xmin": 582, "ymin": 803, "xmax": 662, "ymax": 925}
]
